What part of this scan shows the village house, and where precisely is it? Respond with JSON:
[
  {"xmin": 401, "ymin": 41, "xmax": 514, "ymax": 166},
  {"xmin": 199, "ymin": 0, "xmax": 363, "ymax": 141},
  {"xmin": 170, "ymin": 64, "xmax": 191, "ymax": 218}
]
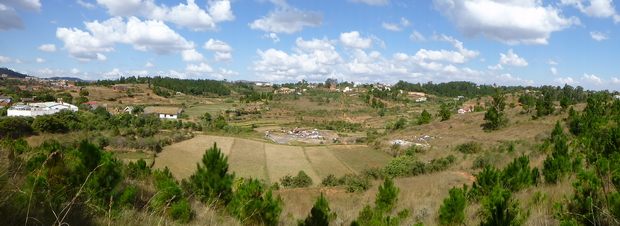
[
  {"xmin": 0, "ymin": 96, "xmax": 12, "ymax": 107},
  {"xmin": 143, "ymin": 107, "xmax": 183, "ymax": 119},
  {"xmin": 84, "ymin": 102, "xmax": 100, "ymax": 110},
  {"xmin": 408, "ymin": 91, "xmax": 426, "ymax": 96},
  {"xmin": 7, "ymin": 101, "xmax": 78, "ymax": 117},
  {"xmin": 614, "ymin": 95, "xmax": 620, "ymax": 100},
  {"xmin": 458, "ymin": 108, "xmax": 472, "ymax": 114},
  {"xmin": 112, "ymin": 85, "xmax": 134, "ymax": 91}
]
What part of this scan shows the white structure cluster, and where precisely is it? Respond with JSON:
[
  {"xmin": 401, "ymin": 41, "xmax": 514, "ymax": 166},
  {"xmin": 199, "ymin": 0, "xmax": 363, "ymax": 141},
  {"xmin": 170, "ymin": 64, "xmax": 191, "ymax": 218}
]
[{"xmin": 8, "ymin": 102, "xmax": 78, "ymax": 117}]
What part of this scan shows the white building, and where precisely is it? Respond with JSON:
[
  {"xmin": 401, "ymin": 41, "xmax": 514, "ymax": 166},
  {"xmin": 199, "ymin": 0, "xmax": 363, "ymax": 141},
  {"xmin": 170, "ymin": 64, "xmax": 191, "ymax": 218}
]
[
  {"xmin": 7, "ymin": 102, "xmax": 78, "ymax": 117},
  {"xmin": 143, "ymin": 107, "xmax": 183, "ymax": 119}
]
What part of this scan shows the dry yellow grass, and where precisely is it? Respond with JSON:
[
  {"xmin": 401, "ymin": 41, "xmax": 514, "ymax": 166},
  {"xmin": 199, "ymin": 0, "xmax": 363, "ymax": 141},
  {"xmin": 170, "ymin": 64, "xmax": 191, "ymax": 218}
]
[
  {"xmin": 153, "ymin": 135, "xmax": 235, "ymax": 179},
  {"xmin": 227, "ymin": 138, "xmax": 268, "ymax": 181},
  {"xmin": 304, "ymin": 146, "xmax": 353, "ymax": 178},
  {"xmin": 328, "ymin": 145, "xmax": 392, "ymax": 174},
  {"xmin": 264, "ymin": 143, "xmax": 321, "ymax": 185}
]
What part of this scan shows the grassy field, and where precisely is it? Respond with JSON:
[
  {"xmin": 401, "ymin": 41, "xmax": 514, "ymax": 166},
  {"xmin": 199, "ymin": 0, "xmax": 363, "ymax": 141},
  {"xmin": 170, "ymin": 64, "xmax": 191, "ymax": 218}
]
[
  {"xmin": 154, "ymin": 136, "xmax": 392, "ymax": 185},
  {"xmin": 184, "ymin": 103, "xmax": 236, "ymax": 116}
]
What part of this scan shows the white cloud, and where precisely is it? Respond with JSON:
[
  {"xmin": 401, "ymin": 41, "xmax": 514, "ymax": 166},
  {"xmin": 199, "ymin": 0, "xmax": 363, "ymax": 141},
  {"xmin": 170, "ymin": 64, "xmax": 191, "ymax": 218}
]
[
  {"xmin": 71, "ymin": 68, "xmax": 81, "ymax": 74},
  {"xmin": 488, "ymin": 64, "xmax": 504, "ymax": 71},
  {"xmin": 103, "ymin": 68, "xmax": 124, "ymax": 79},
  {"xmin": 554, "ymin": 73, "xmax": 614, "ymax": 90},
  {"xmin": 185, "ymin": 63, "xmax": 214, "ymax": 73},
  {"xmin": 202, "ymin": 39, "xmax": 233, "ymax": 52},
  {"xmin": 562, "ymin": 0, "xmax": 620, "ymax": 23},
  {"xmin": 499, "ymin": 49, "xmax": 528, "ymax": 67},
  {"xmin": 1, "ymin": 0, "xmax": 41, "ymax": 12},
  {"xmin": 434, "ymin": 0, "xmax": 581, "ymax": 44},
  {"xmin": 263, "ymin": 33, "xmax": 281, "ymax": 43},
  {"xmin": 96, "ymin": 0, "xmax": 235, "ymax": 31},
  {"xmin": 97, "ymin": 53, "xmax": 107, "ymax": 61},
  {"xmin": 36, "ymin": 58, "xmax": 46, "ymax": 63},
  {"xmin": 0, "ymin": 55, "xmax": 13, "ymax": 63},
  {"xmin": 547, "ymin": 60, "xmax": 559, "ymax": 65},
  {"xmin": 249, "ymin": 5, "xmax": 322, "ymax": 34},
  {"xmin": 295, "ymin": 37, "xmax": 335, "ymax": 52},
  {"xmin": 340, "ymin": 31, "xmax": 374, "ymax": 49},
  {"xmin": 14, "ymin": 59, "xmax": 22, "ymax": 64},
  {"xmin": 551, "ymin": 67, "xmax": 558, "ymax": 75},
  {"xmin": 590, "ymin": 31, "xmax": 609, "ymax": 41},
  {"xmin": 382, "ymin": 17, "xmax": 411, "ymax": 31},
  {"xmin": 348, "ymin": 0, "xmax": 389, "ymax": 6},
  {"xmin": 56, "ymin": 17, "xmax": 195, "ymax": 62},
  {"xmin": 38, "ymin": 44, "xmax": 57, "ymax": 52},
  {"xmin": 0, "ymin": 4, "xmax": 24, "ymax": 30},
  {"xmin": 409, "ymin": 30, "xmax": 426, "ymax": 42},
  {"xmin": 214, "ymin": 52, "xmax": 232, "ymax": 62},
  {"xmin": 144, "ymin": 62, "xmax": 154, "ymax": 68},
  {"xmin": 181, "ymin": 49, "xmax": 206, "ymax": 62},
  {"xmin": 381, "ymin": 22, "xmax": 402, "ymax": 31},
  {"xmin": 77, "ymin": 0, "xmax": 95, "ymax": 9}
]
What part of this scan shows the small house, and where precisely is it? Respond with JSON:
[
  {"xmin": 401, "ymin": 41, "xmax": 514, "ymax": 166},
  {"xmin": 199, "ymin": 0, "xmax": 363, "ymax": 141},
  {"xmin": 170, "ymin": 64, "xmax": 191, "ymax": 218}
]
[
  {"xmin": 0, "ymin": 96, "xmax": 12, "ymax": 106},
  {"xmin": 614, "ymin": 95, "xmax": 620, "ymax": 100},
  {"xmin": 458, "ymin": 108, "xmax": 471, "ymax": 114},
  {"xmin": 143, "ymin": 107, "xmax": 183, "ymax": 119},
  {"xmin": 84, "ymin": 102, "xmax": 100, "ymax": 110}
]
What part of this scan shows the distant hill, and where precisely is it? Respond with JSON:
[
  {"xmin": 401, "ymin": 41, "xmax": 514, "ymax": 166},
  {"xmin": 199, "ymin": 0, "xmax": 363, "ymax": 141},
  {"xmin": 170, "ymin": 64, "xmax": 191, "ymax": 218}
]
[
  {"xmin": 48, "ymin": 77, "xmax": 85, "ymax": 82},
  {"xmin": 0, "ymin": 67, "xmax": 28, "ymax": 78}
]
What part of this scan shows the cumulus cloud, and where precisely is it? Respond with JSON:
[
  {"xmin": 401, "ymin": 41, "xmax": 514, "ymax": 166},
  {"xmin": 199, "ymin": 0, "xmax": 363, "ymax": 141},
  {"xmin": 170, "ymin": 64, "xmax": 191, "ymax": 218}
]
[
  {"xmin": 181, "ymin": 49, "xmax": 206, "ymax": 62},
  {"xmin": 409, "ymin": 30, "xmax": 426, "ymax": 42},
  {"xmin": 249, "ymin": 2, "xmax": 322, "ymax": 34},
  {"xmin": 434, "ymin": 0, "xmax": 580, "ymax": 45},
  {"xmin": 590, "ymin": 31, "xmax": 609, "ymax": 41},
  {"xmin": 144, "ymin": 62, "xmax": 154, "ymax": 68},
  {"xmin": 348, "ymin": 0, "xmax": 389, "ymax": 6},
  {"xmin": 36, "ymin": 58, "xmax": 46, "ymax": 63},
  {"xmin": 96, "ymin": 0, "xmax": 235, "ymax": 31},
  {"xmin": 551, "ymin": 67, "xmax": 558, "ymax": 75},
  {"xmin": 71, "ymin": 68, "xmax": 81, "ymax": 74},
  {"xmin": 0, "ymin": 0, "xmax": 40, "ymax": 30},
  {"xmin": 499, "ymin": 49, "xmax": 528, "ymax": 66},
  {"xmin": 56, "ymin": 16, "xmax": 195, "ymax": 62},
  {"xmin": 203, "ymin": 39, "xmax": 233, "ymax": 52},
  {"xmin": 547, "ymin": 60, "xmax": 559, "ymax": 65},
  {"xmin": 38, "ymin": 44, "xmax": 57, "ymax": 52},
  {"xmin": 250, "ymin": 38, "xmax": 345, "ymax": 82},
  {"xmin": 0, "ymin": 55, "xmax": 13, "ymax": 63},
  {"xmin": 562, "ymin": 0, "xmax": 620, "ymax": 23},
  {"xmin": 202, "ymin": 39, "xmax": 233, "ymax": 62},
  {"xmin": 340, "ymin": 31, "xmax": 375, "ymax": 49},
  {"xmin": 488, "ymin": 64, "xmax": 504, "ymax": 71},
  {"xmin": 381, "ymin": 17, "xmax": 411, "ymax": 31},
  {"xmin": 185, "ymin": 63, "xmax": 214, "ymax": 72},
  {"xmin": 102, "ymin": 68, "xmax": 124, "ymax": 79},
  {"xmin": 77, "ymin": 0, "xmax": 95, "ymax": 9},
  {"xmin": 265, "ymin": 33, "xmax": 280, "ymax": 43},
  {"xmin": 553, "ymin": 73, "xmax": 616, "ymax": 90}
]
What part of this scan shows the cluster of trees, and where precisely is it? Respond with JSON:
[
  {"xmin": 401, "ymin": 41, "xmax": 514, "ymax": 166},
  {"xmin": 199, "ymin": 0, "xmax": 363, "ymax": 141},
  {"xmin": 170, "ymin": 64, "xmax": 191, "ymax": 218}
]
[
  {"xmin": 439, "ymin": 95, "xmax": 620, "ymax": 225},
  {"xmin": 78, "ymin": 76, "xmax": 231, "ymax": 96},
  {"xmin": 240, "ymin": 90, "xmax": 274, "ymax": 102},
  {"xmin": 394, "ymin": 81, "xmax": 498, "ymax": 98}
]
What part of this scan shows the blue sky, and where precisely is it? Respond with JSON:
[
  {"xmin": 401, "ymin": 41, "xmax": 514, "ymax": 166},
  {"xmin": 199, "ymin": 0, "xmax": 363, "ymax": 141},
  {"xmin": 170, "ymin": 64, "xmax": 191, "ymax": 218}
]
[{"xmin": 1, "ymin": 0, "xmax": 620, "ymax": 91}]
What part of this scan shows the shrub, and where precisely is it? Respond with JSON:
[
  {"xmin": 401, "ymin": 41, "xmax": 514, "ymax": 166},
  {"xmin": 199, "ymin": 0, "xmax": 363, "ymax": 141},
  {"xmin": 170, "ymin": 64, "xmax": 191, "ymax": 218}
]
[
  {"xmin": 298, "ymin": 193, "xmax": 336, "ymax": 226},
  {"xmin": 438, "ymin": 187, "xmax": 467, "ymax": 226},
  {"xmin": 455, "ymin": 141, "xmax": 483, "ymax": 154},
  {"xmin": 189, "ymin": 143, "xmax": 235, "ymax": 205},
  {"xmin": 280, "ymin": 171, "xmax": 313, "ymax": 188}
]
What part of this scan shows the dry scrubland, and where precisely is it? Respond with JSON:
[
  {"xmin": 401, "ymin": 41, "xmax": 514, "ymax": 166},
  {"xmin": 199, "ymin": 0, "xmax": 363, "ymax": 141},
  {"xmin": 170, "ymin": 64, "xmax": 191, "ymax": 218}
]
[{"xmin": 35, "ymin": 83, "xmax": 579, "ymax": 225}]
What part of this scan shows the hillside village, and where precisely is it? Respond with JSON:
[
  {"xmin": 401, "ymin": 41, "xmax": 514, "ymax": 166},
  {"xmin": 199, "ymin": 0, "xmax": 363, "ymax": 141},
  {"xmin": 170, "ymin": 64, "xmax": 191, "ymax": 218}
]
[{"xmin": 1, "ymin": 69, "xmax": 620, "ymax": 225}]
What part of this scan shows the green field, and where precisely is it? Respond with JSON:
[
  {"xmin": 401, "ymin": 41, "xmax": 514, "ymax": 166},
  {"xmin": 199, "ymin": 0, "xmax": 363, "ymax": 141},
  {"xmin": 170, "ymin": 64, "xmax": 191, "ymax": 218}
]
[{"xmin": 183, "ymin": 103, "xmax": 236, "ymax": 116}]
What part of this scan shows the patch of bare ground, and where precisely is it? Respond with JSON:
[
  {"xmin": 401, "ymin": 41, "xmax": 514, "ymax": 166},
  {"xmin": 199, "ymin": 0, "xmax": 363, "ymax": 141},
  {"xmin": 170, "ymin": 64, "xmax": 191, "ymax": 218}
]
[{"xmin": 227, "ymin": 138, "xmax": 268, "ymax": 181}]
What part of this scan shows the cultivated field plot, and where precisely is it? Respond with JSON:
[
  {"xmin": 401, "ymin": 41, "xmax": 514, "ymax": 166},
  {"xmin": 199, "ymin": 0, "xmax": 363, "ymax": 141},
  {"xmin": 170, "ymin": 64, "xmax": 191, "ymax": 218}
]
[
  {"xmin": 184, "ymin": 103, "xmax": 236, "ymax": 116},
  {"xmin": 304, "ymin": 146, "xmax": 352, "ymax": 178},
  {"xmin": 328, "ymin": 145, "xmax": 392, "ymax": 174},
  {"xmin": 264, "ymin": 144, "xmax": 321, "ymax": 184},
  {"xmin": 227, "ymin": 139, "xmax": 268, "ymax": 181},
  {"xmin": 154, "ymin": 136, "xmax": 392, "ymax": 186},
  {"xmin": 153, "ymin": 135, "xmax": 235, "ymax": 179}
]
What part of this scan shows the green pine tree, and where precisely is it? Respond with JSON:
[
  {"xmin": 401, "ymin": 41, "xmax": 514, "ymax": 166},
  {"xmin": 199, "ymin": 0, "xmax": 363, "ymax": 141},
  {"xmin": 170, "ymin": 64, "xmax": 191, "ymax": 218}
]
[
  {"xmin": 438, "ymin": 187, "xmax": 467, "ymax": 226},
  {"xmin": 190, "ymin": 143, "xmax": 235, "ymax": 205}
]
